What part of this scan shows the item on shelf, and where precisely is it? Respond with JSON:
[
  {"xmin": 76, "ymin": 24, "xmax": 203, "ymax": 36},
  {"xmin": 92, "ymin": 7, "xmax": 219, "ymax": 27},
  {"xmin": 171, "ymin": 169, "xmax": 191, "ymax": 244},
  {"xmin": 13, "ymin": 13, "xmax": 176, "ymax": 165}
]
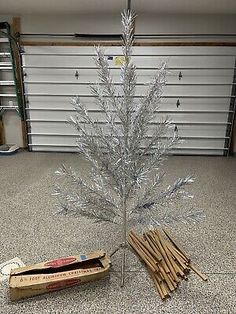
[
  {"xmin": 128, "ymin": 228, "xmax": 208, "ymax": 300},
  {"xmin": 9, "ymin": 250, "xmax": 111, "ymax": 301},
  {"xmin": 0, "ymin": 144, "xmax": 19, "ymax": 155}
]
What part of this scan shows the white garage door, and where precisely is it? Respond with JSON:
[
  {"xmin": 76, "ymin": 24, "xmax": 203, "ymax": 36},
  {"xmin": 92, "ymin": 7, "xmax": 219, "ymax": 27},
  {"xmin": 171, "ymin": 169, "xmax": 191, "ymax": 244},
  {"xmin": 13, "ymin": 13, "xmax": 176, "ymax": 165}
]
[{"xmin": 21, "ymin": 46, "xmax": 236, "ymax": 155}]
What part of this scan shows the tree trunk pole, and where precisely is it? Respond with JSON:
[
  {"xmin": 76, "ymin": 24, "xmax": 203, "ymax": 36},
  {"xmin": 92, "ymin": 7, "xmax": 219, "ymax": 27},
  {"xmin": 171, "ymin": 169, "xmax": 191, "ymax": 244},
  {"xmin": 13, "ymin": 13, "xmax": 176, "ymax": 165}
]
[{"xmin": 120, "ymin": 194, "xmax": 127, "ymax": 287}]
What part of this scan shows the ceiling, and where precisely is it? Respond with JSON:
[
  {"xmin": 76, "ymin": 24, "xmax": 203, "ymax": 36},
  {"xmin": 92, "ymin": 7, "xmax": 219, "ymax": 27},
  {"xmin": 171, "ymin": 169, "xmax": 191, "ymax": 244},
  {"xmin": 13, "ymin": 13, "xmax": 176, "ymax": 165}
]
[{"xmin": 1, "ymin": 0, "xmax": 236, "ymax": 15}]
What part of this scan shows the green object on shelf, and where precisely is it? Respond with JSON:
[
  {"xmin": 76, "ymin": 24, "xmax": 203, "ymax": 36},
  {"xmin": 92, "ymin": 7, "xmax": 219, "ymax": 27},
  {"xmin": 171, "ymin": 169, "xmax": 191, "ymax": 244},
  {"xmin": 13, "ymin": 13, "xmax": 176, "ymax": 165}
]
[{"xmin": 0, "ymin": 22, "xmax": 25, "ymax": 120}]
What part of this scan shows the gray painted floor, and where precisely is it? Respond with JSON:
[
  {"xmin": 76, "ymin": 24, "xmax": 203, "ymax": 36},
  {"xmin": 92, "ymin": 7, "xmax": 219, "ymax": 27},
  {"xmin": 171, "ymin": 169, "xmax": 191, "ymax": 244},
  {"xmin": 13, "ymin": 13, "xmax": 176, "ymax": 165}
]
[{"xmin": 0, "ymin": 151, "xmax": 235, "ymax": 314}]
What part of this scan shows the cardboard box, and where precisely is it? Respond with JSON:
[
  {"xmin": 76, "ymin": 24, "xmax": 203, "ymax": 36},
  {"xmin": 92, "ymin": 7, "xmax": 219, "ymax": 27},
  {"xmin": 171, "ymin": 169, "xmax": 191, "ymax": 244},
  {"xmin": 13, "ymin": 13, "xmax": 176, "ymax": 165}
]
[{"xmin": 9, "ymin": 250, "xmax": 111, "ymax": 301}]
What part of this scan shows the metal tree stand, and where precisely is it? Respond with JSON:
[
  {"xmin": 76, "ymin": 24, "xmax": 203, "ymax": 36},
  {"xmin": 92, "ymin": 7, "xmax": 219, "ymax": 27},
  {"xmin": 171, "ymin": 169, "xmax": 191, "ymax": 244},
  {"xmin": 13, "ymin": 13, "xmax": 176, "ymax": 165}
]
[
  {"xmin": 110, "ymin": 196, "xmax": 128, "ymax": 287},
  {"xmin": 111, "ymin": 242, "xmax": 128, "ymax": 287},
  {"xmin": 110, "ymin": 240, "xmax": 128, "ymax": 287}
]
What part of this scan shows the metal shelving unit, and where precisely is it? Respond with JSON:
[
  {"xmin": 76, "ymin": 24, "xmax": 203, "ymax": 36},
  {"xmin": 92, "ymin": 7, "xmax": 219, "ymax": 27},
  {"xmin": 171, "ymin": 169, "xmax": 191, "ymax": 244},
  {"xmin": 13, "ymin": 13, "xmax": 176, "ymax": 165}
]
[{"xmin": 0, "ymin": 22, "xmax": 25, "ymax": 144}]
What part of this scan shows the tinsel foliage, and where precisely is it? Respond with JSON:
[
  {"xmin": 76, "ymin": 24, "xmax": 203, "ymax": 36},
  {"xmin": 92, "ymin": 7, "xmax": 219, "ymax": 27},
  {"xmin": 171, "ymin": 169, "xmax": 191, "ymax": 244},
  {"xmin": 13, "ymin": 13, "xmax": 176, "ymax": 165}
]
[{"xmin": 54, "ymin": 10, "xmax": 201, "ymax": 227}]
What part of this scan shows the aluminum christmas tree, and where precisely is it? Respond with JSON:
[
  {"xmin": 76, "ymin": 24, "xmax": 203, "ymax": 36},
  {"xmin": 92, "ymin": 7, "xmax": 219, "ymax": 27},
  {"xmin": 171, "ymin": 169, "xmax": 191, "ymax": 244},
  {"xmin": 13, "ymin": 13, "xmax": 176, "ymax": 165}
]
[{"xmin": 54, "ymin": 10, "xmax": 199, "ymax": 285}]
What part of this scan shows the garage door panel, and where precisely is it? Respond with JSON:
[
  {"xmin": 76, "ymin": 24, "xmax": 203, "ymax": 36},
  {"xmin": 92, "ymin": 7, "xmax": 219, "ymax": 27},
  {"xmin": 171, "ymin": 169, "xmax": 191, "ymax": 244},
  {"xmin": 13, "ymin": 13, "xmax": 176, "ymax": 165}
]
[
  {"xmin": 26, "ymin": 95, "xmax": 231, "ymax": 111},
  {"xmin": 28, "ymin": 146, "xmax": 223, "ymax": 155},
  {"xmin": 28, "ymin": 135, "xmax": 226, "ymax": 157},
  {"xmin": 24, "ymin": 82, "xmax": 232, "ymax": 97},
  {"xmin": 28, "ymin": 109, "xmax": 229, "ymax": 124},
  {"xmin": 172, "ymin": 149, "xmax": 222, "ymax": 155},
  {"xmin": 177, "ymin": 138, "xmax": 225, "ymax": 148},
  {"xmin": 30, "ymin": 146, "xmax": 77, "ymax": 152},
  {"xmin": 166, "ymin": 113, "xmax": 228, "ymax": 123},
  {"xmin": 25, "ymin": 96, "xmax": 231, "ymax": 120},
  {"xmin": 0, "ymin": 70, "xmax": 14, "ymax": 81},
  {"xmin": 26, "ymin": 97, "xmax": 231, "ymax": 115},
  {"xmin": 28, "ymin": 121, "xmax": 227, "ymax": 138},
  {"xmin": 29, "ymin": 122, "xmax": 71, "ymax": 133},
  {"xmin": 23, "ymin": 53, "xmax": 235, "ymax": 69},
  {"xmin": 23, "ymin": 68, "xmax": 235, "ymax": 85},
  {"xmin": 29, "ymin": 135, "xmax": 224, "ymax": 147},
  {"xmin": 29, "ymin": 135, "xmax": 78, "ymax": 146}
]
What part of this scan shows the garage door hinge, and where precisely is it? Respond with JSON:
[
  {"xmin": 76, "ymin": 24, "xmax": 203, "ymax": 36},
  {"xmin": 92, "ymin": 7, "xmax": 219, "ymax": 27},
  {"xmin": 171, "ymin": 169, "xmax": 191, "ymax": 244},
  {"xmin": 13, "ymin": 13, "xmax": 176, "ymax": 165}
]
[{"xmin": 178, "ymin": 71, "xmax": 183, "ymax": 80}]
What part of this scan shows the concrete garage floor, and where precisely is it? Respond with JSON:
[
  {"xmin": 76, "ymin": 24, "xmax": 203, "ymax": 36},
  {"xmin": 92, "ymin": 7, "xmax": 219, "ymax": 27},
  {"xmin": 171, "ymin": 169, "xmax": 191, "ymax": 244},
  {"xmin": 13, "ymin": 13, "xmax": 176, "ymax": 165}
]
[{"xmin": 0, "ymin": 151, "xmax": 235, "ymax": 314}]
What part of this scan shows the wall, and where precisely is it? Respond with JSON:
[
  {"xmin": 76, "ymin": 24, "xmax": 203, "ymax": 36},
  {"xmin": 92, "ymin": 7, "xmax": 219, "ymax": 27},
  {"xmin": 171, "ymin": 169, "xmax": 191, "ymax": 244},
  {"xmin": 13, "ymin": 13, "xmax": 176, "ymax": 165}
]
[
  {"xmin": 2, "ymin": 13, "xmax": 236, "ymax": 34},
  {"xmin": 21, "ymin": 13, "xmax": 121, "ymax": 34},
  {"xmin": 0, "ymin": 15, "xmax": 12, "ymax": 23},
  {"xmin": 137, "ymin": 13, "xmax": 236, "ymax": 34}
]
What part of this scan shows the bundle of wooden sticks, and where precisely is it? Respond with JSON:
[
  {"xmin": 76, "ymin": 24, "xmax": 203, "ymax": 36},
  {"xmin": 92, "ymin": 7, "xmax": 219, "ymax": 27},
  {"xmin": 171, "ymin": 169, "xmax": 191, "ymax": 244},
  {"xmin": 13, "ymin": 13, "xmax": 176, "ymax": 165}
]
[{"xmin": 128, "ymin": 228, "xmax": 208, "ymax": 300}]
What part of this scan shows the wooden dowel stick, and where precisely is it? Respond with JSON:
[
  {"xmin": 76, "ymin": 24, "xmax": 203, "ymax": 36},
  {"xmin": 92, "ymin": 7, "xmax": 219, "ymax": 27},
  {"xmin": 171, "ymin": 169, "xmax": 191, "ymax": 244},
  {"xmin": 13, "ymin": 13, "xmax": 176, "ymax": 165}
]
[
  {"xmin": 168, "ymin": 271, "xmax": 179, "ymax": 283},
  {"xmin": 143, "ymin": 233, "xmax": 162, "ymax": 262},
  {"xmin": 165, "ymin": 243, "xmax": 190, "ymax": 274},
  {"xmin": 176, "ymin": 258, "xmax": 190, "ymax": 273},
  {"xmin": 158, "ymin": 264, "xmax": 176, "ymax": 292},
  {"xmin": 131, "ymin": 231, "xmax": 159, "ymax": 260},
  {"xmin": 142, "ymin": 238, "xmax": 163, "ymax": 263},
  {"xmin": 163, "ymin": 241, "xmax": 189, "ymax": 278},
  {"xmin": 167, "ymin": 272, "xmax": 178, "ymax": 289},
  {"xmin": 156, "ymin": 230, "xmax": 189, "ymax": 280},
  {"xmin": 173, "ymin": 261, "xmax": 186, "ymax": 277},
  {"xmin": 154, "ymin": 271, "xmax": 163, "ymax": 284},
  {"xmin": 166, "ymin": 251, "xmax": 183, "ymax": 278},
  {"xmin": 151, "ymin": 231, "xmax": 179, "ymax": 282},
  {"xmin": 146, "ymin": 233, "xmax": 167, "ymax": 263},
  {"xmin": 129, "ymin": 233, "xmax": 158, "ymax": 268},
  {"xmin": 130, "ymin": 234, "xmax": 160, "ymax": 271},
  {"xmin": 166, "ymin": 241, "xmax": 188, "ymax": 266},
  {"xmin": 147, "ymin": 267, "xmax": 166, "ymax": 300},
  {"xmin": 165, "ymin": 241, "xmax": 190, "ymax": 264},
  {"xmin": 162, "ymin": 228, "xmax": 189, "ymax": 262},
  {"xmin": 128, "ymin": 236, "xmax": 156, "ymax": 272},
  {"xmin": 160, "ymin": 281, "xmax": 171, "ymax": 298},
  {"xmin": 189, "ymin": 263, "xmax": 208, "ymax": 281},
  {"xmin": 146, "ymin": 233, "xmax": 171, "ymax": 274},
  {"xmin": 144, "ymin": 240, "xmax": 161, "ymax": 260},
  {"xmin": 128, "ymin": 236, "xmax": 157, "ymax": 273}
]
